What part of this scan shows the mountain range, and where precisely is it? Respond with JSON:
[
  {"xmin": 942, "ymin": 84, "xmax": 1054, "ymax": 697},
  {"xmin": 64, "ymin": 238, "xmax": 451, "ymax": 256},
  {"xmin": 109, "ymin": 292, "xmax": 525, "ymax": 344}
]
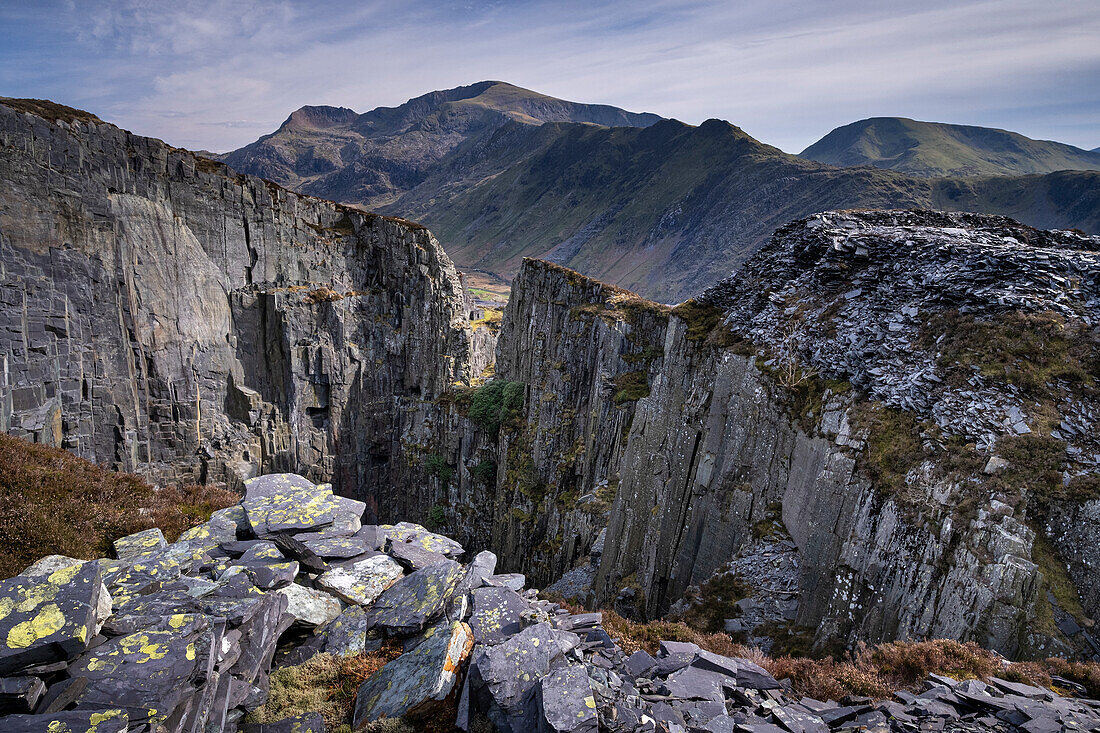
[{"xmin": 223, "ymin": 81, "xmax": 1100, "ymax": 302}]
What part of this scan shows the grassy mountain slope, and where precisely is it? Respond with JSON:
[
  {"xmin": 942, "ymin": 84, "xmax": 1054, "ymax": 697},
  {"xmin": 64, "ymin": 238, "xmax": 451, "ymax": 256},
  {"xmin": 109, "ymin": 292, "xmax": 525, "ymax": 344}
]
[
  {"xmin": 225, "ymin": 86, "xmax": 1100, "ymax": 301},
  {"xmin": 222, "ymin": 80, "xmax": 660, "ymax": 208},
  {"xmin": 801, "ymin": 117, "xmax": 1100, "ymax": 178},
  {"xmin": 385, "ymin": 118, "xmax": 1100, "ymax": 302}
]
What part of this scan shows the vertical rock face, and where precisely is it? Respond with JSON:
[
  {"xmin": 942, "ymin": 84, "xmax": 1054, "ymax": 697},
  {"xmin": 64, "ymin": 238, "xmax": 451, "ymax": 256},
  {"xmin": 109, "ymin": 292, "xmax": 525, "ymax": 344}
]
[
  {"xmin": 0, "ymin": 100, "xmax": 473, "ymax": 509},
  {"xmin": 493, "ymin": 212, "xmax": 1099, "ymax": 660}
]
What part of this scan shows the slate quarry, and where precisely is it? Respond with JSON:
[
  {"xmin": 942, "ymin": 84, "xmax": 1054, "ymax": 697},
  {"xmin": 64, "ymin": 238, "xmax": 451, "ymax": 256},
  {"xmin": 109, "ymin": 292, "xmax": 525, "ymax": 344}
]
[{"xmin": 1, "ymin": 474, "xmax": 1098, "ymax": 732}]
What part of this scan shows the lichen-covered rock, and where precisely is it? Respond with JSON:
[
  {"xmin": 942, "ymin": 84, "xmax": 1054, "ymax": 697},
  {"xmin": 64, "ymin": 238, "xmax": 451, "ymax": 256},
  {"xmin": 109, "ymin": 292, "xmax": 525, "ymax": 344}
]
[
  {"xmin": 315, "ymin": 554, "xmax": 403, "ymax": 606},
  {"xmin": 112, "ymin": 528, "xmax": 168, "ymax": 560},
  {"xmin": 0, "ymin": 561, "xmax": 105, "ymax": 674},
  {"xmin": 466, "ymin": 622, "xmax": 581, "ymax": 732},
  {"xmin": 367, "ymin": 559, "xmax": 465, "ymax": 636},
  {"xmin": 243, "ymin": 474, "xmax": 338, "ymax": 537},
  {"xmin": 352, "ymin": 619, "xmax": 473, "ymax": 726},
  {"xmin": 537, "ymin": 665, "xmax": 598, "ymax": 733},
  {"xmin": 317, "ymin": 605, "xmax": 376, "ymax": 656},
  {"xmin": 379, "ymin": 522, "xmax": 465, "ymax": 558},
  {"xmin": 66, "ymin": 613, "xmax": 218, "ymax": 726},
  {"xmin": 469, "ymin": 586, "xmax": 529, "ymax": 646},
  {"xmin": 2, "ymin": 709, "xmax": 128, "ymax": 733},
  {"xmin": 275, "ymin": 583, "xmax": 343, "ymax": 627}
]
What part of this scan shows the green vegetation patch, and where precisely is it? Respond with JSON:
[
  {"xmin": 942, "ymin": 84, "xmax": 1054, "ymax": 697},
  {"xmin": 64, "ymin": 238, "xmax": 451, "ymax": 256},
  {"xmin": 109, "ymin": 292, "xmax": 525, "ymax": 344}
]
[
  {"xmin": 468, "ymin": 380, "xmax": 526, "ymax": 436},
  {"xmin": 849, "ymin": 402, "xmax": 927, "ymax": 503},
  {"xmin": 0, "ymin": 434, "xmax": 237, "ymax": 578},
  {"xmin": 921, "ymin": 310, "xmax": 1099, "ymax": 395},
  {"xmin": 470, "ymin": 459, "xmax": 497, "ymax": 485},
  {"xmin": 677, "ymin": 573, "xmax": 754, "ymax": 633},
  {"xmin": 612, "ymin": 370, "xmax": 650, "ymax": 404},
  {"xmin": 424, "ymin": 454, "xmax": 454, "ymax": 485}
]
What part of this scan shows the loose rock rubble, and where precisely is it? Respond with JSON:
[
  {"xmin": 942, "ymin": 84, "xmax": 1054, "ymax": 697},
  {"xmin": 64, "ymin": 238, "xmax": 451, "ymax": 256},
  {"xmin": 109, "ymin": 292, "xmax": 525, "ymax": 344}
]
[{"xmin": 2, "ymin": 473, "xmax": 1098, "ymax": 732}]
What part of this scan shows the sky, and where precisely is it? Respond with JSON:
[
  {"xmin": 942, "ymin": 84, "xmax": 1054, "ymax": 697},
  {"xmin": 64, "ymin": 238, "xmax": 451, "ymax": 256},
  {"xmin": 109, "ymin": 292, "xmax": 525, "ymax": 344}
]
[{"xmin": 1, "ymin": 0, "xmax": 1098, "ymax": 154}]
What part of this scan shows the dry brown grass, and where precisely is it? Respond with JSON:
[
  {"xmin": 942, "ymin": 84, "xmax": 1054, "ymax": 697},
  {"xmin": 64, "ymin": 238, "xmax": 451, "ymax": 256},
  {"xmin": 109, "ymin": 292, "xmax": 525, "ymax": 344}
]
[
  {"xmin": 548, "ymin": 598, "xmax": 1100, "ymax": 702},
  {"xmin": 246, "ymin": 642, "xmax": 406, "ymax": 732},
  {"xmin": 0, "ymin": 433, "xmax": 237, "ymax": 578}
]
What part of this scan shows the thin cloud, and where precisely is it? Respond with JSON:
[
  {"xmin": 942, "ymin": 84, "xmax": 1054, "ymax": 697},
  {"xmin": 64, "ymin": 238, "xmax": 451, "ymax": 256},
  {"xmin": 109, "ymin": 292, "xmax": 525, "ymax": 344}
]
[{"xmin": 2, "ymin": 0, "xmax": 1097, "ymax": 152}]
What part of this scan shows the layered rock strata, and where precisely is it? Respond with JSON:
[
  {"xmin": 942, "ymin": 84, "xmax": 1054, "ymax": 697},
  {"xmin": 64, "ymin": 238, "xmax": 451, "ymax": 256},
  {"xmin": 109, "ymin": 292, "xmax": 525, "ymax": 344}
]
[{"xmin": 0, "ymin": 99, "xmax": 475, "ymax": 513}]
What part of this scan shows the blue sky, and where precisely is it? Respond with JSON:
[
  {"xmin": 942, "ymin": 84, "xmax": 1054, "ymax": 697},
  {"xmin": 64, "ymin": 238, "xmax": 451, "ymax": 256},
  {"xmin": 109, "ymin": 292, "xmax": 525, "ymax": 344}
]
[{"xmin": 2, "ymin": 0, "xmax": 1098, "ymax": 153}]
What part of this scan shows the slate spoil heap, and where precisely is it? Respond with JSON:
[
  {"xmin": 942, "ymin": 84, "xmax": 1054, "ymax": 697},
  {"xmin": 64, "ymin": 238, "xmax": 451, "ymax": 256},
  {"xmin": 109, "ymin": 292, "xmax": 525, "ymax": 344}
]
[{"xmin": 0, "ymin": 474, "xmax": 1096, "ymax": 732}]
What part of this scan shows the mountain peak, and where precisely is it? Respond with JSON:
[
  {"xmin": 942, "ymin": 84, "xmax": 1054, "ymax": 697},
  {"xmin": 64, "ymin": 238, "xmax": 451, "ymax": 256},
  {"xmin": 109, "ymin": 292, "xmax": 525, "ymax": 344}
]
[{"xmin": 279, "ymin": 104, "xmax": 359, "ymax": 132}]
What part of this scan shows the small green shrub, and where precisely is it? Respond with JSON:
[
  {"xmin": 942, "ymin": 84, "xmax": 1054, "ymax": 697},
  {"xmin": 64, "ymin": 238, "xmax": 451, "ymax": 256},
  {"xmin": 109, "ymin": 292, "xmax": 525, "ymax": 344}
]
[
  {"xmin": 468, "ymin": 380, "xmax": 526, "ymax": 435},
  {"xmin": 612, "ymin": 370, "xmax": 650, "ymax": 404},
  {"xmin": 425, "ymin": 503, "xmax": 447, "ymax": 531},
  {"xmin": 424, "ymin": 454, "xmax": 453, "ymax": 485},
  {"xmin": 470, "ymin": 459, "xmax": 497, "ymax": 485}
]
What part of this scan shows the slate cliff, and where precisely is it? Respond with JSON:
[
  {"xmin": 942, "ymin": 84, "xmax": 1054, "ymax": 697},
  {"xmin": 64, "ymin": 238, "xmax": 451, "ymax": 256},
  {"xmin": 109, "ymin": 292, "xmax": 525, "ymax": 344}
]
[
  {"xmin": 0, "ymin": 98, "xmax": 479, "ymax": 518},
  {"xmin": 480, "ymin": 212, "xmax": 1099, "ymax": 661}
]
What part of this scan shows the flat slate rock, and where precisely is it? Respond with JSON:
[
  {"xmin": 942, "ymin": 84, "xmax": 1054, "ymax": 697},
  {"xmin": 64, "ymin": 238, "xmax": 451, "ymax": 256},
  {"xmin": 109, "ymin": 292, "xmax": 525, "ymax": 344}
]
[
  {"xmin": 537, "ymin": 665, "xmax": 599, "ymax": 733},
  {"xmin": 468, "ymin": 622, "xmax": 581, "ymax": 730},
  {"xmin": 316, "ymin": 554, "xmax": 403, "ymax": 606},
  {"xmin": 66, "ymin": 613, "xmax": 217, "ymax": 719},
  {"xmin": 367, "ymin": 559, "xmax": 465, "ymax": 636},
  {"xmin": 220, "ymin": 560, "xmax": 299, "ymax": 591},
  {"xmin": 275, "ymin": 583, "xmax": 343, "ymax": 626},
  {"xmin": 112, "ymin": 528, "xmax": 167, "ymax": 560},
  {"xmin": 387, "ymin": 539, "xmax": 450, "ymax": 570},
  {"xmin": 378, "ymin": 522, "xmax": 464, "ymax": 558},
  {"xmin": 0, "ymin": 561, "xmax": 104, "ymax": 675},
  {"xmin": 242, "ymin": 473, "xmax": 337, "ymax": 536},
  {"xmin": 179, "ymin": 504, "xmax": 250, "ymax": 544},
  {"xmin": 352, "ymin": 620, "xmax": 473, "ymax": 725},
  {"xmin": 2, "ymin": 708, "xmax": 129, "ymax": 732},
  {"xmin": 0, "ymin": 674, "xmax": 45, "ymax": 713},
  {"xmin": 469, "ymin": 586, "xmax": 528, "ymax": 646},
  {"xmin": 301, "ymin": 535, "xmax": 374, "ymax": 560}
]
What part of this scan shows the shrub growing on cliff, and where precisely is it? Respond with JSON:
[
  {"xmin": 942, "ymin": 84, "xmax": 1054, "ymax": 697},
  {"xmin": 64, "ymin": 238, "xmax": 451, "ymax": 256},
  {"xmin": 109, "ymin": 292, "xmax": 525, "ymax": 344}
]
[
  {"xmin": 0, "ymin": 433, "xmax": 236, "ymax": 578},
  {"xmin": 424, "ymin": 454, "xmax": 454, "ymax": 485},
  {"xmin": 468, "ymin": 379, "xmax": 526, "ymax": 435},
  {"xmin": 612, "ymin": 370, "xmax": 650, "ymax": 404}
]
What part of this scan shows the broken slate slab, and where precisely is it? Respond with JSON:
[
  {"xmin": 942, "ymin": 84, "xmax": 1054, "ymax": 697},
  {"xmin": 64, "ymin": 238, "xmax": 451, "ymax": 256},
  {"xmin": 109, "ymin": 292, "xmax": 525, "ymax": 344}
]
[
  {"xmin": 301, "ymin": 534, "xmax": 373, "ymax": 560},
  {"xmin": 0, "ymin": 675, "xmax": 46, "ymax": 714},
  {"xmin": 242, "ymin": 473, "xmax": 337, "ymax": 536},
  {"xmin": 315, "ymin": 554, "xmax": 403, "ymax": 606},
  {"xmin": 378, "ymin": 522, "xmax": 464, "ymax": 557},
  {"xmin": 0, "ymin": 561, "xmax": 105, "ymax": 675},
  {"xmin": 537, "ymin": 665, "xmax": 599, "ymax": 733},
  {"xmin": 112, "ymin": 527, "xmax": 167, "ymax": 560},
  {"xmin": 2, "ymin": 709, "xmax": 129, "ymax": 733},
  {"xmin": 387, "ymin": 538, "xmax": 450, "ymax": 571},
  {"xmin": 367, "ymin": 559, "xmax": 466, "ymax": 636},
  {"xmin": 317, "ymin": 605, "xmax": 376, "ymax": 656},
  {"xmin": 467, "ymin": 622, "xmax": 582, "ymax": 731},
  {"xmin": 352, "ymin": 620, "xmax": 474, "ymax": 726},
  {"xmin": 275, "ymin": 583, "xmax": 343, "ymax": 626},
  {"xmin": 469, "ymin": 586, "xmax": 529, "ymax": 646}
]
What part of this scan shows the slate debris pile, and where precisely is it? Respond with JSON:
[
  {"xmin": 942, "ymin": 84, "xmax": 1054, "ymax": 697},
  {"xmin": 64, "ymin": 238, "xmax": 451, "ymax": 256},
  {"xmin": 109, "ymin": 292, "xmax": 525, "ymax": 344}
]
[
  {"xmin": 3, "ymin": 473, "xmax": 1099, "ymax": 732},
  {"xmin": 705, "ymin": 210, "xmax": 1100, "ymax": 457}
]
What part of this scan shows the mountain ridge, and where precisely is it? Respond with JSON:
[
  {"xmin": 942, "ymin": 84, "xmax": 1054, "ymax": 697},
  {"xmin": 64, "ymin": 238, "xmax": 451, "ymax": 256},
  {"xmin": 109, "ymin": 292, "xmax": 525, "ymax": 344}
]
[
  {"xmin": 223, "ymin": 84, "xmax": 1100, "ymax": 302},
  {"xmin": 801, "ymin": 116, "xmax": 1100, "ymax": 177}
]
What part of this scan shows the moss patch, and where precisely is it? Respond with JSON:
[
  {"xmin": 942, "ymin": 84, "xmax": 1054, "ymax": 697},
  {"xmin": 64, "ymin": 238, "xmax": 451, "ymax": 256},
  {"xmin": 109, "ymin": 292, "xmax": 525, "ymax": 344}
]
[
  {"xmin": 612, "ymin": 370, "xmax": 650, "ymax": 404},
  {"xmin": 677, "ymin": 573, "xmax": 753, "ymax": 633},
  {"xmin": 921, "ymin": 310, "xmax": 1099, "ymax": 395}
]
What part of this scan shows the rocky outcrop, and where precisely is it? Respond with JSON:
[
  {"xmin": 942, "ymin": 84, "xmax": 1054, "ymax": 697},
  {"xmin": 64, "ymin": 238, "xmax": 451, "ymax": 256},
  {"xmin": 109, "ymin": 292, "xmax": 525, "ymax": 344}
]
[
  {"xmin": 3, "ymin": 474, "xmax": 1097, "ymax": 732},
  {"xmin": 488, "ymin": 212, "xmax": 1099, "ymax": 661},
  {"xmin": 0, "ymin": 99, "xmax": 477, "ymax": 516}
]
